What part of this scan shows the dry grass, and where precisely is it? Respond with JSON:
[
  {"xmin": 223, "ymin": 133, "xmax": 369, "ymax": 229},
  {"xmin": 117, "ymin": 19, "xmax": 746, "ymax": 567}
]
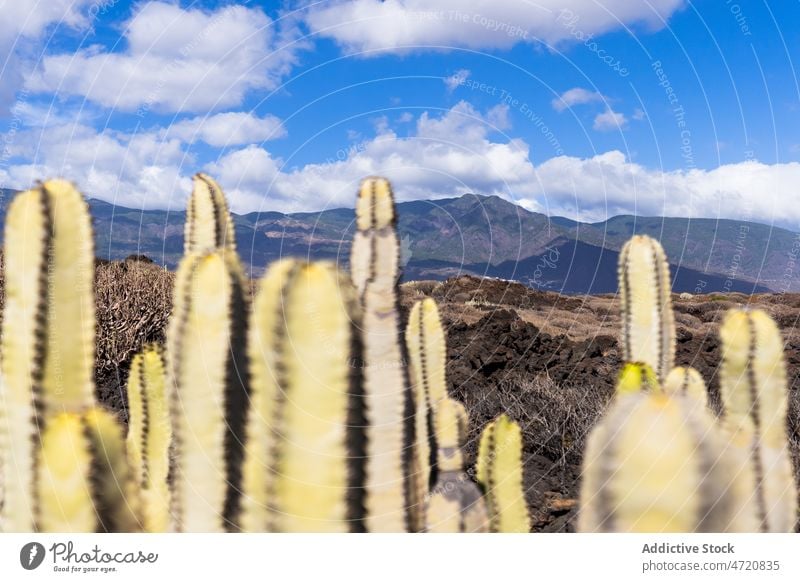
[{"xmin": 94, "ymin": 259, "xmax": 174, "ymax": 373}]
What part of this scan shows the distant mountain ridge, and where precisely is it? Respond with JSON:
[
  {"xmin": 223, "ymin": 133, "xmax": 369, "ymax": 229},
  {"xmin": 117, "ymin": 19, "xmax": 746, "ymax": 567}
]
[{"xmin": 0, "ymin": 187, "xmax": 791, "ymax": 294}]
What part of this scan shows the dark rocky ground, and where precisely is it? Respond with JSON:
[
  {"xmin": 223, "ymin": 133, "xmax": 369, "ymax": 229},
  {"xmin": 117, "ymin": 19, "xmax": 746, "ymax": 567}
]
[{"xmin": 73, "ymin": 265, "xmax": 800, "ymax": 532}]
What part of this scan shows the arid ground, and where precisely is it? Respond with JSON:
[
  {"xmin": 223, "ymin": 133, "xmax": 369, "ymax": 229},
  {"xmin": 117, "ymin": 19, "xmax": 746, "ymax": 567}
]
[{"xmin": 3, "ymin": 257, "xmax": 798, "ymax": 532}]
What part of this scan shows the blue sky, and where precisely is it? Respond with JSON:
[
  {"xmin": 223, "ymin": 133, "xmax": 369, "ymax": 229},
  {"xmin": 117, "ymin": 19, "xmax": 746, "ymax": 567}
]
[{"xmin": 1, "ymin": 0, "xmax": 799, "ymax": 227}]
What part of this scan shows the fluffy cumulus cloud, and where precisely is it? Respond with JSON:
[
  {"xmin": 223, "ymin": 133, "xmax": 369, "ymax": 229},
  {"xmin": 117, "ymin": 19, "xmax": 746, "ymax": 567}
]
[
  {"xmin": 304, "ymin": 0, "xmax": 685, "ymax": 53},
  {"xmin": 592, "ymin": 108, "xmax": 627, "ymax": 131},
  {"xmin": 1, "ymin": 122, "xmax": 191, "ymax": 208},
  {"xmin": 4, "ymin": 101, "xmax": 800, "ymax": 229},
  {"xmin": 0, "ymin": 0, "xmax": 94, "ymax": 111},
  {"xmin": 551, "ymin": 87, "xmax": 605, "ymax": 112},
  {"xmin": 25, "ymin": 2, "xmax": 305, "ymax": 113},
  {"xmin": 161, "ymin": 112, "xmax": 286, "ymax": 147}
]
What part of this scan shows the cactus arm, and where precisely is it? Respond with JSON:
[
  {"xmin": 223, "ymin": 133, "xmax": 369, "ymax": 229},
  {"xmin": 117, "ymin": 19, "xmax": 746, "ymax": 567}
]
[
  {"xmin": 719, "ymin": 308, "xmax": 796, "ymax": 532},
  {"xmin": 240, "ymin": 259, "xmax": 298, "ymax": 532},
  {"xmin": 476, "ymin": 415, "xmax": 530, "ymax": 533},
  {"xmin": 618, "ymin": 235, "xmax": 675, "ymax": 382},
  {"xmin": 350, "ymin": 177, "xmax": 418, "ymax": 532},
  {"xmin": 126, "ymin": 346, "xmax": 171, "ymax": 532},
  {"xmin": 0, "ymin": 181, "xmax": 95, "ymax": 531},
  {"xmin": 261, "ymin": 263, "xmax": 365, "ymax": 532},
  {"xmin": 83, "ymin": 407, "xmax": 141, "ymax": 532},
  {"xmin": 664, "ymin": 366, "xmax": 708, "ymax": 408},
  {"xmin": 167, "ymin": 252, "xmax": 249, "ymax": 532},
  {"xmin": 37, "ymin": 413, "xmax": 95, "ymax": 532},
  {"xmin": 579, "ymin": 363, "xmax": 747, "ymax": 533},
  {"xmin": 426, "ymin": 398, "xmax": 489, "ymax": 533},
  {"xmin": 405, "ymin": 298, "xmax": 448, "ymax": 491},
  {"xmin": 184, "ymin": 173, "xmax": 237, "ymax": 256}
]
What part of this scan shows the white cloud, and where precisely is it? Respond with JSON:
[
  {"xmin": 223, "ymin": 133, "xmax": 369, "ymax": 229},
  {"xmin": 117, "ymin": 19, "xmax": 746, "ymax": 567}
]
[
  {"xmin": 25, "ymin": 2, "xmax": 305, "ymax": 113},
  {"xmin": 304, "ymin": 0, "xmax": 684, "ymax": 53},
  {"xmin": 444, "ymin": 69, "xmax": 470, "ymax": 92},
  {"xmin": 161, "ymin": 112, "xmax": 286, "ymax": 147},
  {"xmin": 0, "ymin": 0, "xmax": 94, "ymax": 111},
  {"xmin": 552, "ymin": 87, "xmax": 604, "ymax": 112},
  {"xmin": 5, "ymin": 101, "xmax": 800, "ymax": 231},
  {"xmin": 2, "ymin": 122, "xmax": 191, "ymax": 208},
  {"xmin": 593, "ymin": 109, "xmax": 627, "ymax": 131},
  {"xmin": 632, "ymin": 108, "xmax": 646, "ymax": 121}
]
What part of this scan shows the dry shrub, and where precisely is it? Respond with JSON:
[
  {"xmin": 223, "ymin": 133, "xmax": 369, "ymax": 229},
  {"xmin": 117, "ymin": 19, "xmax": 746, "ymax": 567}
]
[
  {"xmin": 511, "ymin": 373, "xmax": 611, "ymax": 468},
  {"xmin": 94, "ymin": 260, "xmax": 173, "ymax": 373}
]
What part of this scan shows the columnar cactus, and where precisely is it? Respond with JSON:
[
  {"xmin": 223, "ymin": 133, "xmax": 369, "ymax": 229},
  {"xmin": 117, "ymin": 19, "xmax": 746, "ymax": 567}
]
[
  {"xmin": 406, "ymin": 298, "xmax": 449, "ymax": 491},
  {"xmin": 664, "ymin": 366, "xmax": 709, "ymax": 406},
  {"xmin": 476, "ymin": 415, "xmax": 531, "ymax": 533},
  {"xmin": 426, "ymin": 398, "xmax": 488, "ymax": 533},
  {"xmin": 184, "ymin": 173, "xmax": 237, "ymax": 256},
  {"xmin": 166, "ymin": 250, "xmax": 250, "ymax": 532},
  {"xmin": 32, "ymin": 407, "xmax": 139, "ymax": 533},
  {"xmin": 126, "ymin": 345, "xmax": 172, "ymax": 532},
  {"xmin": 0, "ymin": 180, "xmax": 97, "ymax": 531},
  {"xmin": 242, "ymin": 259, "xmax": 366, "ymax": 532},
  {"xmin": 350, "ymin": 177, "xmax": 420, "ymax": 532},
  {"xmin": 578, "ymin": 363, "xmax": 750, "ymax": 532},
  {"xmin": 718, "ymin": 308, "xmax": 797, "ymax": 532},
  {"xmin": 618, "ymin": 235, "xmax": 675, "ymax": 382}
]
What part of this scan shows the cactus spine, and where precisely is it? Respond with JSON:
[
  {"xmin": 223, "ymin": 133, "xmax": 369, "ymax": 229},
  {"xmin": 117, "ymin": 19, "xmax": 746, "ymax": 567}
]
[
  {"xmin": 126, "ymin": 345, "xmax": 171, "ymax": 532},
  {"xmin": 405, "ymin": 298, "xmax": 448, "ymax": 491},
  {"xmin": 476, "ymin": 415, "xmax": 531, "ymax": 532},
  {"xmin": 242, "ymin": 260, "xmax": 366, "ymax": 532},
  {"xmin": 166, "ymin": 251, "xmax": 249, "ymax": 532},
  {"xmin": 426, "ymin": 398, "xmax": 488, "ymax": 533},
  {"xmin": 0, "ymin": 180, "xmax": 98, "ymax": 531},
  {"xmin": 618, "ymin": 235, "xmax": 675, "ymax": 382},
  {"xmin": 350, "ymin": 177, "xmax": 419, "ymax": 532},
  {"xmin": 184, "ymin": 173, "xmax": 237, "ymax": 256},
  {"xmin": 718, "ymin": 309, "xmax": 797, "ymax": 532},
  {"xmin": 579, "ymin": 363, "xmax": 749, "ymax": 533}
]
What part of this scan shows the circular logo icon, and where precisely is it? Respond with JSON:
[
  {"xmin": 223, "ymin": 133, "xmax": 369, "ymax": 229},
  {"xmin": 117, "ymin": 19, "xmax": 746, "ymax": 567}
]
[{"xmin": 20, "ymin": 542, "xmax": 46, "ymax": 570}]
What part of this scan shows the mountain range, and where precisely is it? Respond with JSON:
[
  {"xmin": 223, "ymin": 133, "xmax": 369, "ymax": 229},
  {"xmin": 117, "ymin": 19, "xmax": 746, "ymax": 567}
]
[{"xmin": 1, "ymin": 187, "xmax": 795, "ymax": 294}]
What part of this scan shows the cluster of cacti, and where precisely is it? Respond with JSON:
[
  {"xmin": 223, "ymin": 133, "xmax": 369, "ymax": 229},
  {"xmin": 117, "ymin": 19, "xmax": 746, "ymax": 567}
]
[
  {"xmin": 1, "ymin": 175, "xmax": 794, "ymax": 534},
  {"xmin": 579, "ymin": 234, "xmax": 798, "ymax": 532},
  {"xmin": 0, "ymin": 180, "xmax": 138, "ymax": 532}
]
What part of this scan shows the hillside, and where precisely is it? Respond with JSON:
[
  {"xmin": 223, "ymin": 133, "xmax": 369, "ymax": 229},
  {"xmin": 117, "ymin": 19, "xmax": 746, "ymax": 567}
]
[{"xmin": 0, "ymin": 187, "xmax": 793, "ymax": 293}]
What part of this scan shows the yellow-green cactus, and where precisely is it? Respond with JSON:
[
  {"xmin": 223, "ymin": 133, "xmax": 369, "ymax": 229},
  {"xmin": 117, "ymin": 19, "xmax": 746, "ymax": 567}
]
[
  {"xmin": 350, "ymin": 177, "xmax": 419, "ymax": 532},
  {"xmin": 405, "ymin": 298, "xmax": 449, "ymax": 491},
  {"xmin": 184, "ymin": 173, "xmax": 237, "ymax": 256},
  {"xmin": 426, "ymin": 398, "xmax": 489, "ymax": 533},
  {"xmin": 718, "ymin": 309, "xmax": 797, "ymax": 532},
  {"xmin": 37, "ymin": 409, "xmax": 139, "ymax": 533},
  {"xmin": 579, "ymin": 363, "xmax": 750, "ymax": 533},
  {"xmin": 618, "ymin": 235, "xmax": 675, "ymax": 382},
  {"xmin": 0, "ymin": 180, "xmax": 95, "ymax": 531},
  {"xmin": 83, "ymin": 407, "xmax": 141, "ymax": 532},
  {"xmin": 476, "ymin": 415, "xmax": 531, "ymax": 533},
  {"xmin": 242, "ymin": 260, "xmax": 366, "ymax": 532},
  {"xmin": 664, "ymin": 366, "xmax": 708, "ymax": 408},
  {"xmin": 126, "ymin": 345, "xmax": 171, "ymax": 532},
  {"xmin": 166, "ymin": 250, "xmax": 249, "ymax": 532}
]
